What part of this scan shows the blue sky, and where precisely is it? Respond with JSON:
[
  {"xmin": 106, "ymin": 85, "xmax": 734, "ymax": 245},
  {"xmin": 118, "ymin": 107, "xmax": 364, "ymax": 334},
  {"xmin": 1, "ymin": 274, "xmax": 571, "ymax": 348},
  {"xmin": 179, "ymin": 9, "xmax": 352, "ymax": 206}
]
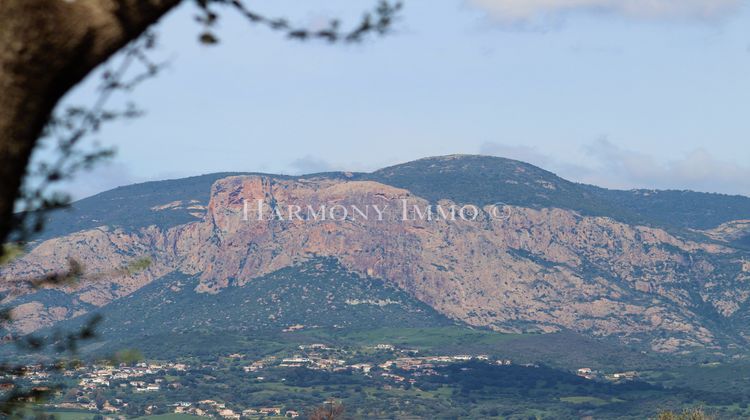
[{"xmin": 55, "ymin": 0, "xmax": 750, "ymax": 199}]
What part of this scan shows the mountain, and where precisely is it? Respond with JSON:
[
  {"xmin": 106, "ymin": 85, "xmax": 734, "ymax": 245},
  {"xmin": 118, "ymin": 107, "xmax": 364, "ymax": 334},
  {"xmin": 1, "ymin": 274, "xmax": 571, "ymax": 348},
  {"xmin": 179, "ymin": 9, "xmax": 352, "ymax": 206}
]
[
  {"xmin": 3, "ymin": 154, "xmax": 750, "ymax": 355},
  {"xmin": 365, "ymin": 155, "xmax": 750, "ymax": 231},
  {"xmin": 34, "ymin": 155, "xmax": 750, "ymax": 240},
  {"xmin": 34, "ymin": 258, "xmax": 452, "ymax": 358}
]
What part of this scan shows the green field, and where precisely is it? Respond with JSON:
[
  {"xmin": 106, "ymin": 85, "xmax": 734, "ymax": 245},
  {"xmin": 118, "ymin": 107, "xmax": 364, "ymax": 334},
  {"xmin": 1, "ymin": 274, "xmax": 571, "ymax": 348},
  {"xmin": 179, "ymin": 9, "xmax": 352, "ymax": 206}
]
[
  {"xmin": 46, "ymin": 410, "xmax": 205, "ymax": 419},
  {"xmin": 293, "ymin": 325, "xmax": 667, "ymax": 370},
  {"xmin": 324, "ymin": 326, "xmax": 521, "ymax": 349},
  {"xmin": 560, "ymin": 396, "xmax": 620, "ymax": 406},
  {"xmin": 48, "ymin": 412, "xmax": 98, "ymax": 420},
  {"xmin": 134, "ymin": 414, "xmax": 206, "ymax": 420}
]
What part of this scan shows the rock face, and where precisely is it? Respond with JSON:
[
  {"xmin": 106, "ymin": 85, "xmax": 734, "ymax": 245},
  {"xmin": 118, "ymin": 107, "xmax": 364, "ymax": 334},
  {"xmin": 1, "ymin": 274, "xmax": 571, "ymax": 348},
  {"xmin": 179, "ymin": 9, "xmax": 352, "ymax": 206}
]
[{"xmin": 3, "ymin": 156, "xmax": 750, "ymax": 353}]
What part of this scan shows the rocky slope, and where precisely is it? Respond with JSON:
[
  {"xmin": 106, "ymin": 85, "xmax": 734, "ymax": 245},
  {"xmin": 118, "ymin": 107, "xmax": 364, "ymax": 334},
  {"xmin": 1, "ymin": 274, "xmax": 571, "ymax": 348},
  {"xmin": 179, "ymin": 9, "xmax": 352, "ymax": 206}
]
[{"xmin": 3, "ymin": 155, "xmax": 750, "ymax": 353}]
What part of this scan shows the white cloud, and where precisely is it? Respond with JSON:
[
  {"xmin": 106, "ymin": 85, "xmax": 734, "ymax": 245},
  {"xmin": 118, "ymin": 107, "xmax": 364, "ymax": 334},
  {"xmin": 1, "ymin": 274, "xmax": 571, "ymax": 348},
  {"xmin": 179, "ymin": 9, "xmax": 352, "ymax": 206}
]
[
  {"xmin": 288, "ymin": 155, "xmax": 337, "ymax": 175},
  {"xmin": 582, "ymin": 138, "xmax": 750, "ymax": 195},
  {"xmin": 467, "ymin": 0, "xmax": 742, "ymax": 23},
  {"xmin": 481, "ymin": 139, "xmax": 750, "ymax": 196}
]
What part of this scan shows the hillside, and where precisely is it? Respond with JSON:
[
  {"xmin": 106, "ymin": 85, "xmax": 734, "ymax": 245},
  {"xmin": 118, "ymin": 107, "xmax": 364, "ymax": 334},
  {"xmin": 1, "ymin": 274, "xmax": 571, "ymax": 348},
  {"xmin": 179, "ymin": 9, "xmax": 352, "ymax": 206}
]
[
  {"xmin": 3, "ymin": 155, "xmax": 750, "ymax": 356},
  {"xmin": 364, "ymin": 155, "xmax": 750, "ymax": 231},
  {"xmin": 60, "ymin": 258, "xmax": 454, "ymax": 357},
  {"xmin": 31, "ymin": 172, "xmax": 249, "ymax": 241},
  {"xmin": 31, "ymin": 155, "xmax": 750, "ymax": 242}
]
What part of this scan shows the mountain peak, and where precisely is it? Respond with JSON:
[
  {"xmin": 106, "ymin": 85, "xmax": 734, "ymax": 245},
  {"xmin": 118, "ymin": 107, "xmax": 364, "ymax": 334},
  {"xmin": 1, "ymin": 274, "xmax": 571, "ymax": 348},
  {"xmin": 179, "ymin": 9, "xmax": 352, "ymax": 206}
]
[
  {"xmin": 366, "ymin": 153, "xmax": 578, "ymax": 210},
  {"xmin": 375, "ymin": 154, "xmax": 548, "ymax": 175}
]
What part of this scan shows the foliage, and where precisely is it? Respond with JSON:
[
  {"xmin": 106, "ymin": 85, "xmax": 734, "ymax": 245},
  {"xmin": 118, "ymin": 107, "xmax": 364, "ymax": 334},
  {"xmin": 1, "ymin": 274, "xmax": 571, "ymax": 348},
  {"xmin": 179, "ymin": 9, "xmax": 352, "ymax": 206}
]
[
  {"xmin": 656, "ymin": 407, "xmax": 714, "ymax": 420},
  {"xmin": 42, "ymin": 356, "xmax": 749, "ymax": 419},
  {"xmin": 0, "ymin": 244, "xmax": 23, "ymax": 266},
  {"xmin": 43, "ymin": 258, "xmax": 453, "ymax": 358},
  {"xmin": 308, "ymin": 400, "xmax": 345, "ymax": 420}
]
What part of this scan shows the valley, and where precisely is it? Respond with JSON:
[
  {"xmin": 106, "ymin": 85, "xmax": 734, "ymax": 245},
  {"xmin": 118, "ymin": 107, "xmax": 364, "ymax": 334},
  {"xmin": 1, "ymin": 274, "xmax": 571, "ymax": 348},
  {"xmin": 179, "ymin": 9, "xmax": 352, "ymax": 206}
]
[{"xmin": 20, "ymin": 327, "xmax": 750, "ymax": 419}]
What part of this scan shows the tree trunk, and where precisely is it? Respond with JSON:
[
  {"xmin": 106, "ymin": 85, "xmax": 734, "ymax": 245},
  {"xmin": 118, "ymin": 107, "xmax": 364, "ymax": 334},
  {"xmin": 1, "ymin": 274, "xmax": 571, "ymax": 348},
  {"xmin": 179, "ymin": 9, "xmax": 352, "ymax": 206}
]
[{"xmin": 0, "ymin": 0, "xmax": 181, "ymax": 246}]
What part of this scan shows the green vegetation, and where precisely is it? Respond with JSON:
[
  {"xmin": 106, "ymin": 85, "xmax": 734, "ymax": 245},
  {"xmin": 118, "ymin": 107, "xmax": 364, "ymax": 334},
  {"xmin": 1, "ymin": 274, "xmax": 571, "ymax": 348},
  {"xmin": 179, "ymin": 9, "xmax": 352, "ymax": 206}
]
[
  {"xmin": 13, "ymin": 255, "xmax": 744, "ymax": 418},
  {"xmin": 47, "ymin": 412, "xmax": 98, "ymax": 420},
  {"xmin": 656, "ymin": 407, "xmax": 714, "ymax": 420},
  {"xmin": 366, "ymin": 155, "xmax": 750, "ymax": 230},
  {"xmin": 34, "ymin": 172, "xmax": 250, "ymax": 240},
  {"xmin": 47, "ymin": 258, "xmax": 451, "ymax": 359},
  {"xmin": 46, "ymin": 357, "xmax": 748, "ymax": 419},
  {"xmin": 643, "ymin": 360, "xmax": 750, "ymax": 396},
  {"xmin": 35, "ymin": 155, "xmax": 750, "ymax": 244},
  {"xmin": 293, "ymin": 326, "xmax": 664, "ymax": 371},
  {"xmin": 330, "ymin": 326, "xmax": 521, "ymax": 348},
  {"xmin": 559, "ymin": 396, "xmax": 615, "ymax": 405},
  {"xmin": 27, "ymin": 324, "xmax": 750, "ymax": 419},
  {"xmin": 125, "ymin": 257, "xmax": 153, "ymax": 275},
  {"xmin": 0, "ymin": 243, "xmax": 23, "ymax": 265},
  {"xmin": 31, "ymin": 258, "xmax": 659, "ymax": 372}
]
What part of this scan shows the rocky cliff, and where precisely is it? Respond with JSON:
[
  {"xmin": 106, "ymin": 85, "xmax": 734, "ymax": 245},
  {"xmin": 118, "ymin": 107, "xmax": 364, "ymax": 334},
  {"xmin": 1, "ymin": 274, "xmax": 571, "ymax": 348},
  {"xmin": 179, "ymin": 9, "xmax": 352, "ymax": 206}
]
[{"xmin": 3, "ymin": 155, "xmax": 750, "ymax": 353}]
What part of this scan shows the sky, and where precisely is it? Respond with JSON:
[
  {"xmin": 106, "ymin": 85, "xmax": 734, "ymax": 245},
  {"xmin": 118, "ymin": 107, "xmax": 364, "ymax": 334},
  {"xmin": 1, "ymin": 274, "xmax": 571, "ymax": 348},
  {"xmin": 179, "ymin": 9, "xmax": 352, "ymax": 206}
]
[{"xmin": 52, "ymin": 0, "xmax": 750, "ymax": 199}]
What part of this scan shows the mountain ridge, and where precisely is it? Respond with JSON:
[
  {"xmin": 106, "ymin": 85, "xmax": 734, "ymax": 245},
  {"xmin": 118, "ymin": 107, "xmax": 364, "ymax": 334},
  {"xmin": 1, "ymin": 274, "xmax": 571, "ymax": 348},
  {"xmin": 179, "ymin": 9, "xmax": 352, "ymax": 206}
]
[
  {"xmin": 4, "ymin": 155, "xmax": 750, "ymax": 355},
  {"xmin": 35, "ymin": 155, "xmax": 750, "ymax": 243}
]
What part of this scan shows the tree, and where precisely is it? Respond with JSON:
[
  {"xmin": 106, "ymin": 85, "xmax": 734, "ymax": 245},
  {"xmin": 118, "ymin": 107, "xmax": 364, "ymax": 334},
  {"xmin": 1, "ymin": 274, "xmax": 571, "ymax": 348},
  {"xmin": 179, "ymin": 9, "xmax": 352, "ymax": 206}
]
[
  {"xmin": 656, "ymin": 407, "xmax": 715, "ymax": 420},
  {"xmin": 308, "ymin": 400, "xmax": 345, "ymax": 420}
]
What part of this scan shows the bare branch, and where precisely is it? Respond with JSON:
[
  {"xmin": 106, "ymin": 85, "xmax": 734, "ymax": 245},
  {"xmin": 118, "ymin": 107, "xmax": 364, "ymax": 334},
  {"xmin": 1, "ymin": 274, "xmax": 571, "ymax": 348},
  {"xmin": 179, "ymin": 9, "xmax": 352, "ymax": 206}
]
[{"xmin": 195, "ymin": 0, "xmax": 403, "ymax": 45}]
